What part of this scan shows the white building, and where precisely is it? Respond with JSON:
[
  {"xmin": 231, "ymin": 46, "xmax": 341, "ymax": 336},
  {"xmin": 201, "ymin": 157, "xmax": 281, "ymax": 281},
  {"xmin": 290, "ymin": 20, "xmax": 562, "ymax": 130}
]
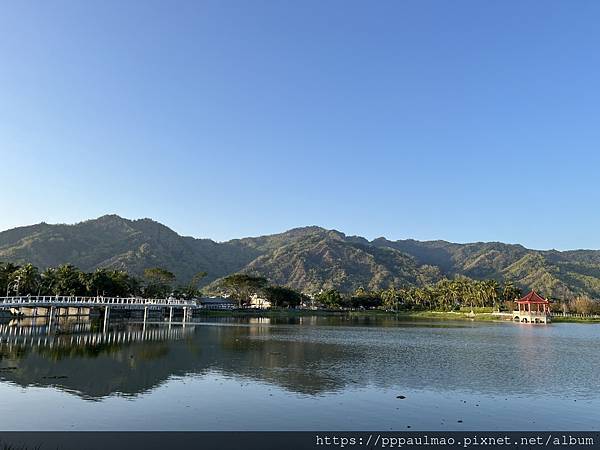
[{"xmin": 249, "ymin": 293, "xmax": 271, "ymax": 309}]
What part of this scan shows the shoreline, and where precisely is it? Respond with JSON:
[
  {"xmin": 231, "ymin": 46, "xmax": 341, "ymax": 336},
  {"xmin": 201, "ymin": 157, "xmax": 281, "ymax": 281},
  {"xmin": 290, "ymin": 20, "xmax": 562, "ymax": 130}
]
[{"xmin": 195, "ymin": 309, "xmax": 600, "ymax": 323}]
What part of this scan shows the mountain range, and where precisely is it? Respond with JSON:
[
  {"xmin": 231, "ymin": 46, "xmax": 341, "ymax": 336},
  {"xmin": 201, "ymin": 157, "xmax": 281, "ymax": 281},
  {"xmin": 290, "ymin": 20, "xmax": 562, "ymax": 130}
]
[{"xmin": 1, "ymin": 214, "xmax": 599, "ymax": 298}]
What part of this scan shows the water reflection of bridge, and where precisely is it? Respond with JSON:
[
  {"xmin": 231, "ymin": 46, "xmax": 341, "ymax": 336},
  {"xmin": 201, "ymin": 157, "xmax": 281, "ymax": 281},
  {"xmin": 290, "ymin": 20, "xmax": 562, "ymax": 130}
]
[{"xmin": 0, "ymin": 321, "xmax": 197, "ymax": 349}]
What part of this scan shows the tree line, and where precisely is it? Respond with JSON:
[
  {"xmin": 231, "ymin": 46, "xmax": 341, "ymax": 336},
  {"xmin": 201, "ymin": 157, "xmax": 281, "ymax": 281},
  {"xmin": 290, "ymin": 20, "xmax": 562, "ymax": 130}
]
[
  {"xmin": 213, "ymin": 275, "xmax": 526, "ymax": 311},
  {"xmin": 557, "ymin": 295, "xmax": 600, "ymax": 315},
  {"xmin": 312, "ymin": 278, "xmax": 523, "ymax": 311},
  {"xmin": 216, "ymin": 275, "xmax": 600, "ymax": 313},
  {"xmin": 3, "ymin": 261, "xmax": 599, "ymax": 314},
  {"xmin": 0, "ymin": 262, "xmax": 207, "ymax": 299},
  {"xmin": 313, "ymin": 279, "xmax": 600, "ymax": 314}
]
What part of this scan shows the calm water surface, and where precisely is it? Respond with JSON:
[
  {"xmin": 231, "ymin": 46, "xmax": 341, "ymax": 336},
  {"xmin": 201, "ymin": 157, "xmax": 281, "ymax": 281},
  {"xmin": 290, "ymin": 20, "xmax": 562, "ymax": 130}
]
[{"xmin": 0, "ymin": 315, "xmax": 598, "ymax": 430}]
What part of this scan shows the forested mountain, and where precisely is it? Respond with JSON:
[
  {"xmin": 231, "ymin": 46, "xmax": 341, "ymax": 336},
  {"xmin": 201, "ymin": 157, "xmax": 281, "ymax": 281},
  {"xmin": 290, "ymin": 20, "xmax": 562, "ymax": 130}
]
[
  {"xmin": 0, "ymin": 215, "xmax": 257, "ymax": 285},
  {"xmin": 1, "ymin": 215, "xmax": 599, "ymax": 298}
]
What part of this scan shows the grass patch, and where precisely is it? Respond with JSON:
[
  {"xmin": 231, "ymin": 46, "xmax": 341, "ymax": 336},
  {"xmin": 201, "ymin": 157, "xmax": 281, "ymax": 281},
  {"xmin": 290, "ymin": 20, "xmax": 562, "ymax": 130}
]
[
  {"xmin": 458, "ymin": 306, "xmax": 495, "ymax": 313},
  {"xmin": 551, "ymin": 316, "xmax": 600, "ymax": 323},
  {"xmin": 196, "ymin": 308, "xmax": 600, "ymax": 324},
  {"xmin": 196, "ymin": 308, "xmax": 345, "ymax": 318},
  {"xmin": 197, "ymin": 308, "xmax": 512, "ymax": 322}
]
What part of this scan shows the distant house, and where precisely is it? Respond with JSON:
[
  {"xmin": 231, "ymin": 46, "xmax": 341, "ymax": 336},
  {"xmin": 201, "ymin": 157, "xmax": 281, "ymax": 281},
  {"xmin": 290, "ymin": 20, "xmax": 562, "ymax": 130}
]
[
  {"xmin": 198, "ymin": 296, "xmax": 235, "ymax": 310},
  {"xmin": 249, "ymin": 293, "xmax": 271, "ymax": 309}
]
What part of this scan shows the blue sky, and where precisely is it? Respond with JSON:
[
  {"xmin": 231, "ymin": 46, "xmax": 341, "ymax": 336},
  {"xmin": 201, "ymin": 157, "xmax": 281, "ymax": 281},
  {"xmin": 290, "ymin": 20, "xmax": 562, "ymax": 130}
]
[{"xmin": 1, "ymin": 1, "xmax": 599, "ymax": 249}]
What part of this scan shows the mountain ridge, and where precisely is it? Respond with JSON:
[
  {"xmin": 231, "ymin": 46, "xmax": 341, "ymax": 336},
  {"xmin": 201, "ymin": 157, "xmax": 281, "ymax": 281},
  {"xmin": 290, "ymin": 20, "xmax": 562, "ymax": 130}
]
[{"xmin": 1, "ymin": 215, "xmax": 599, "ymax": 298}]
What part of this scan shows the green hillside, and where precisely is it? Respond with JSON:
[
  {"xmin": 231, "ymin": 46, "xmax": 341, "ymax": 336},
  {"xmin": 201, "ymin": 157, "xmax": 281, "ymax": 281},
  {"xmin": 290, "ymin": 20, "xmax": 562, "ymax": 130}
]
[
  {"xmin": 1, "ymin": 215, "xmax": 599, "ymax": 298},
  {"xmin": 0, "ymin": 215, "xmax": 257, "ymax": 285}
]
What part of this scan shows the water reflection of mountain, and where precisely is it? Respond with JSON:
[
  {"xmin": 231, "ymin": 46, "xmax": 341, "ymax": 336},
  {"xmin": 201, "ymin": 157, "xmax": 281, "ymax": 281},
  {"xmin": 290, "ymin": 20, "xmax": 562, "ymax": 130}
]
[{"xmin": 1, "ymin": 317, "xmax": 599, "ymax": 401}]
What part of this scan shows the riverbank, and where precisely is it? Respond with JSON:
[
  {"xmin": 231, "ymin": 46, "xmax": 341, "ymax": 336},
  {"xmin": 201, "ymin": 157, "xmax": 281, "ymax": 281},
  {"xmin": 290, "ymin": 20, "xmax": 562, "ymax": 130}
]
[
  {"xmin": 195, "ymin": 308, "xmax": 600, "ymax": 323},
  {"xmin": 551, "ymin": 315, "xmax": 600, "ymax": 323}
]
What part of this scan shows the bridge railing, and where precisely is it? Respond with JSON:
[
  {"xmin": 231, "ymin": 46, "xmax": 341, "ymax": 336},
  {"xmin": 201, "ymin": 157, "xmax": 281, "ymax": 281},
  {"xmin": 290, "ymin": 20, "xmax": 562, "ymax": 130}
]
[
  {"xmin": 0, "ymin": 296, "xmax": 197, "ymax": 307},
  {"xmin": 512, "ymin": 310, "xmax": 549, "ymax": 316}
]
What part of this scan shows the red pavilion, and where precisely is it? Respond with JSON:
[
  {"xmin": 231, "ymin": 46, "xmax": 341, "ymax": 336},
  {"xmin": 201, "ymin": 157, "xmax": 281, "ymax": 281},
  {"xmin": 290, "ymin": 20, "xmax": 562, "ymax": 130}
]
[{"xmin": 514, "ymin": 290, "xmax": 551, "ymax": 324}]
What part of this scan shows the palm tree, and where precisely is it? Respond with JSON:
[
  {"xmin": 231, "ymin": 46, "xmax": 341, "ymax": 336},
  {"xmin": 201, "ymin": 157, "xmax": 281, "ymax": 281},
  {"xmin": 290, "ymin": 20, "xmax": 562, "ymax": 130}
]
[
  {"xmin": 46, "ymin": 264, "xmax": 86, "ymax": 296},
  {"xmin": 449, "ymin": 280, "xmax": 461, "ymax": 309},
  {"xmin": 400, "ymin": 287, "xmax": 414, "ymax": 309},
  {"xmin": 438, "ymin": 279, "xmax": 454, "ymax": 310},
  {"xmin": 1, "ymin": 262, "xmax": 20, "ymax": 296},
  {"xmin": 484, "ymin": 280, "xmax": 500, "ymax": 310},
  {"xmin": 413, "ymin": 288, "xmax": 427, "ymax": 309},
  {"xmin": 381, "ymin": 286, "xmax": 399, "ymax": 311},
  {"xmin": 41, "ymin": 267, "xmax": 60, "ymax": 295},
  {"xmin": 502, "ymin": 281, "xmax": 521, "ymax": 302},
  {"xmin": 11, "ymin": 264, "xmax": 41, "ymax": 295}
]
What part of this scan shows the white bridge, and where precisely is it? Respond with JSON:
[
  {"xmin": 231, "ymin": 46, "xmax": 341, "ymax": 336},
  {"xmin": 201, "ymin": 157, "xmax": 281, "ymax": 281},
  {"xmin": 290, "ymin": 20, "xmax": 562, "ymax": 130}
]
[
  {"xmin": 0, "ymin": 296, "xmax": 198, "ymax": 330},
  {"xmin": 0, "ymin": 295, "xmax": 197, "ymax": 310}
]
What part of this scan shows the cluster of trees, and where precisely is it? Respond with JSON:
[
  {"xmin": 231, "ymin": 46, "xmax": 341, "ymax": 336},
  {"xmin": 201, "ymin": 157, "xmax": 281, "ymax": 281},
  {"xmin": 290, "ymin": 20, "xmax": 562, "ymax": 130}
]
[
  {"xmin": 554, "ymin": 295, "xmax": 600, "ymax": 315},
  {"xmin": 314, "ymin": 278, "xmax": 525, "ymax": 311},
  {"xmin": 0, "ymin": 262, "xmax": 207, "ymax": 299},
  {"xmin": 213, "ymin": 275, "xmax": 528, "ymax": 311},
  {"xmin": 206, "ymin": 273, "xmax": 600, "ymax": 313},
  {"xmin": 216, "ymin": 274, "xmax": 308, "ymax": 308}
]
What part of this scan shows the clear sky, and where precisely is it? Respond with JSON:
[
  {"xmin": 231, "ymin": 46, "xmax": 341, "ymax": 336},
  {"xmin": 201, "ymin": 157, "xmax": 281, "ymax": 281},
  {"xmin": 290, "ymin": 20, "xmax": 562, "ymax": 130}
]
[{"xmin": 1, "ymin": 1, "xmax": 599, "ymax": 249}]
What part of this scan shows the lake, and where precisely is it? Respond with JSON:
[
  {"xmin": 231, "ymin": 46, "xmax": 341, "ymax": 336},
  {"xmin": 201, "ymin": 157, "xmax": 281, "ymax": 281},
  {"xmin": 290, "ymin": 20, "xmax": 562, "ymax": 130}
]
[{"xmin": 0, "ymin": 315, "xmax": 598, "ymax": 430}]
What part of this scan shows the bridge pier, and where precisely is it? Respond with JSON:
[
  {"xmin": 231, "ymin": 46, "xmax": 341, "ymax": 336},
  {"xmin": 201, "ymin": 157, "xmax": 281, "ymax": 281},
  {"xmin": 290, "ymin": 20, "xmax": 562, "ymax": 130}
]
[
  {"xmin": 48, "ymin": 306, "xmax": 55, "ymax": 330},
  {"xmin": 183, "ymin": 306, "xmax": 193, "ymax": 323},
  {"xmin": 143, "ymin": 307, "xmax": 148, "ymax": 333},
  {"xmin": 103, "ymin": 306, "xmax": 111, "ymax": 333}
]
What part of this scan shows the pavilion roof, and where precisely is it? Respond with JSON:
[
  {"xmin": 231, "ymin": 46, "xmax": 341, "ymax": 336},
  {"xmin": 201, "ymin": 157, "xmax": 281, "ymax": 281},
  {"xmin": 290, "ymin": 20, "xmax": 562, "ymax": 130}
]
[{"xmin": 516, "ymin": 290, "xmax": 549, "ymax": 304}]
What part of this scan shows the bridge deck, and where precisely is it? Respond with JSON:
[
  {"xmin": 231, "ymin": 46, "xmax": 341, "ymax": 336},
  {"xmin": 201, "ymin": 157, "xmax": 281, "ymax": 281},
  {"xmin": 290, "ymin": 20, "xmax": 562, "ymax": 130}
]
[{"xmin": 0, "ymin": 296, "xmax": 198, "ymax": 310}]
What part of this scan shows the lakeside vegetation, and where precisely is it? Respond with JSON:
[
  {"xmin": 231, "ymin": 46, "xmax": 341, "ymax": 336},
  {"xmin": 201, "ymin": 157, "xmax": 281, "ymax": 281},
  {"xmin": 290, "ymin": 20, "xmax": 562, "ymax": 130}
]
[
  {"xmin": 3, "ymin": 215, "xmax": 600, "ymax": 301},
  {"xmin": 0, "ymin": 262, "xmax": 207, "ymax": 299},
  {"xmin": 3, "ymin": 261, "xmax": 599, "ymax": 319}
]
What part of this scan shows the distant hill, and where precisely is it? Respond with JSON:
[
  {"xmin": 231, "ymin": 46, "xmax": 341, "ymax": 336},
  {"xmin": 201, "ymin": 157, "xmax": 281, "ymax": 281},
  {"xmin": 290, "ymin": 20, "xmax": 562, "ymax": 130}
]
[
  {"xmin": 1, "ymin": 215, "xmax": 600, "ymax": 298},
  {"xmin": 0, "ymin": 215, "xmax": 257, "ymax": 285}
]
